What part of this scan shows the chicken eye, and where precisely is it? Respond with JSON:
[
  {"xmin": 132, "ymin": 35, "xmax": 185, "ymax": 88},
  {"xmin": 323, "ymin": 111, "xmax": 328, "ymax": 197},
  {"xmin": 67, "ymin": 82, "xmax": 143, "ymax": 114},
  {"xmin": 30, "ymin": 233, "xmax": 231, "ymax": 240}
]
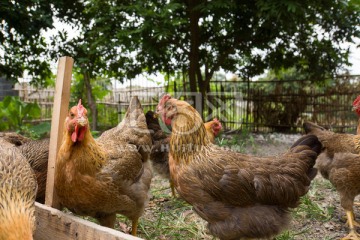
[{"xmin": 70, "ymin": 113, "xmax": 75, "ymax": 118}]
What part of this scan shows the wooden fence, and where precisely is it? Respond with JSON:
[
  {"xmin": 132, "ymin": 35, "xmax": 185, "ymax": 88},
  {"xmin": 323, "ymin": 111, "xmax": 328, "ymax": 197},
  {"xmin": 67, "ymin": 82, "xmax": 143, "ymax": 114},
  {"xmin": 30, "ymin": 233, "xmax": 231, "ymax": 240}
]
[{"xmin": 13, "ymin": 75, "xmax": 360, "ymax": 133}]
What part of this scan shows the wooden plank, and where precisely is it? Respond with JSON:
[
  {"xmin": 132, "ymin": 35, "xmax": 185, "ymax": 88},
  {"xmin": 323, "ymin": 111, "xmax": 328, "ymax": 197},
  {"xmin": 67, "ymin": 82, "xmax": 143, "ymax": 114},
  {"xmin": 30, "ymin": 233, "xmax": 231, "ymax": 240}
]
[
  {"xmin": 45, "ymin": 56, "xmax": 74, "ymax": 208},
  {"xmin": 34, "ymin": 203, "xmax": 143, "ymax": 240}
]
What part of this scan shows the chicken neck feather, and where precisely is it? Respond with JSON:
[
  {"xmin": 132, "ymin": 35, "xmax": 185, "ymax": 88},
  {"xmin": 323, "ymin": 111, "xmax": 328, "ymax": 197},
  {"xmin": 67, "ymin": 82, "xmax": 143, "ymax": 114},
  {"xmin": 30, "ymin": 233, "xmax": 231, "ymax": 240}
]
[{"xmin": 170, "ymin": 103, "xmax": 211, "ymax": 164}]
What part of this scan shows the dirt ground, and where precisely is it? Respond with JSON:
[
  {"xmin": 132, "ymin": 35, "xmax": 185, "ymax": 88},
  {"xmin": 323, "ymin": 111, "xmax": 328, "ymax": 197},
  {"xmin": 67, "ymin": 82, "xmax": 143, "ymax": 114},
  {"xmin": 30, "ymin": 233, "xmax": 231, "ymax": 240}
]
[{"xmin": 141, "ymin": 133, "xmax": 359, "ymax": 240}]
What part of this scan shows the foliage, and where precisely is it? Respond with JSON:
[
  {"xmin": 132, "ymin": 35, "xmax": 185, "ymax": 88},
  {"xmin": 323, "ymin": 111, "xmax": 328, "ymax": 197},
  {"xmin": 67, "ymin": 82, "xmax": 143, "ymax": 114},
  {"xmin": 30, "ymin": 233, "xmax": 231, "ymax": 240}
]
[
  {"xmin": 85, "ymin": 0, "xmax": 360, "ymax": 94},
  {"xmin": 0, "ymin": 96, "xmax": 41, "ymax": 130},
  {"xmin": 96, "ymin": 103, "xmax": 119, "ymax": 132},
  {"xmin": 20, "ymin": 122, "xmax": 51, "ymax": 139},
  {"xmin": 256, "ymin": 67, "xmax": 336, "ymax": 93},
  {"xmin": 295, "ymin": 194, "xmax": 334, "ymax": 221},
  {"xmin": 0, "ymin": 96, "xmax": 50, "ymax": 138},
  {"xmin": 216, "ymin": 129, "xmax": 257, "ymax": 153},
  {"xmin": 27, "ymin": 122, "xmax": 51, "ymax": 139},
  {"xmin": 70, "ymin": 70, "xmax": 111, "ymax": 103},
  {"xmin": 68, "ymin": 69, "xmax": 112, "ymax": 130},
  {"xmin": 0, "ymin": 0, "xmax": 84, "ymax": 85}
]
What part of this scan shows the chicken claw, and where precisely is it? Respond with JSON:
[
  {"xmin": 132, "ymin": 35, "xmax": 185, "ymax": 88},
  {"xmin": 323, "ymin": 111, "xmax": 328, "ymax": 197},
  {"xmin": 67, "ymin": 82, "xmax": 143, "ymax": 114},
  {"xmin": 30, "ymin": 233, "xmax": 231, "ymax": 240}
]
[
  {"xmin": 341, "ymin": 230, "xmax": 360, "ymax": 240},
  {"xmin": 345, "ymin": 211, "xmax": 360, "ymax": 228},
  {"xmin": 343, "ymin": 211, "xmax": 360, "ymax": 240}
]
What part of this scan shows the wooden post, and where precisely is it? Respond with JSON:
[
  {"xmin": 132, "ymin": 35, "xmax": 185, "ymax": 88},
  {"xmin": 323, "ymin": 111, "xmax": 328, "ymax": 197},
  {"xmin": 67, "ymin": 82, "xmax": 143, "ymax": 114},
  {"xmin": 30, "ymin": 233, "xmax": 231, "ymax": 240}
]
[{"xmin": 45, "ymin": 56, "xmax": 74, "ymax": 208}]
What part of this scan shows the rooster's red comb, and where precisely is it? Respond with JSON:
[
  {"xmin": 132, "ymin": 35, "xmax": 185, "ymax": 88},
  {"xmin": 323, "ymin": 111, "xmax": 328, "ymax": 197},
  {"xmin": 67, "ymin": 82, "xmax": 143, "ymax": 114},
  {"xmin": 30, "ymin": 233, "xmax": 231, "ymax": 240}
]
[
  {"xmin": 77, "ymin": 99, "xmax": 85, "ymax": 117},
  {"xmin": 353, "ymin": 95, "xmax": 360, "ymax": 116},
  {"xmin": 353, "ymin": 95, "xmax": 360, "ymax": 107}
]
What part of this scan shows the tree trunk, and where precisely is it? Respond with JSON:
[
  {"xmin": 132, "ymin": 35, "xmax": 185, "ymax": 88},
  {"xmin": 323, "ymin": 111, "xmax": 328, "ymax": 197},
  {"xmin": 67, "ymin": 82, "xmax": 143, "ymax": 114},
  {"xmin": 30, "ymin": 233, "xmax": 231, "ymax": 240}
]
[
  {"xmin": 187, "ymin": 0, "xmax": 203, "ymax": 114},
  {"xmin": 83, "ymin": 71, "xmax": 97, "ymax": 131},
  {"xmin": 187, "ymin": 0, "xmax": 233, "ymax": 119},
  {"xmin": 187, "ymin": 1, "xmax": 201, "ymax": 93}
]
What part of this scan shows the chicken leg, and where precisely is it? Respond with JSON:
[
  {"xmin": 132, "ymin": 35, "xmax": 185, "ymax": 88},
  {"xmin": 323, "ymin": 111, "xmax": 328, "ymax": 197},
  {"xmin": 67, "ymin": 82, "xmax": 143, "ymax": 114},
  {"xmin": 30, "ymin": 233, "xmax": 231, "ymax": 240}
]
[
  {"xmin": 131, "ymin": 218, "xmax": 139, "ymax": 236},
  {"xmin": 342, "ymin": 210, "xmax": 360, "ymax": 240},
  {"xmin": 170, "ymin": 179, "xmax": 176, "ymax": 197}
]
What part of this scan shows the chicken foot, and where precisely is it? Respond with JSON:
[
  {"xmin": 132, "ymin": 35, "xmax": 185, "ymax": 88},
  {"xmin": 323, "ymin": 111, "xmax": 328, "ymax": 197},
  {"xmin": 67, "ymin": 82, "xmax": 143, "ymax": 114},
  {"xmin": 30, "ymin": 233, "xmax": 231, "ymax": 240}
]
[
  {"xmin": 345, "ymin": 211, "xmax": 360, "ymax": 227},
  {"xmin": 342, "ymin": 211, "xmax": 360, "ymax": 240}
]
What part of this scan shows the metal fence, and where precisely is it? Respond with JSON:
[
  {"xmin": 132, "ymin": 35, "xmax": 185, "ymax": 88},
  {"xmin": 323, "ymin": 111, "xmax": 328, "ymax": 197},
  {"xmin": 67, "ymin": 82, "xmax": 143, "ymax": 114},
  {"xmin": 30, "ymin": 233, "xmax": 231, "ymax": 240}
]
[
  {"xmin": 247, "ymin": 76, "xmax": 360, "ymax": 133},
  {"xmin": 161, "ymin": 75, "xmax": 360, "ymax": 133},
  {"xmin": 10, "ymin": 75, "xmax": 360, "ymax": 133}
]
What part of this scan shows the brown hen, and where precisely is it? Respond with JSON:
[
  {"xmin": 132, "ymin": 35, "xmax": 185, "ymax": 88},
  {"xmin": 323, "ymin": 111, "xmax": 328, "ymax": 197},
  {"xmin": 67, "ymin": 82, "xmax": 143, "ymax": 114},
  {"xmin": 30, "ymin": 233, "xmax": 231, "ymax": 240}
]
[
  {"xmin": 204, "ymin": 118, "xmax": 222, "ymax": 143},
  {"xmin": 0, "ymin": 133, "xmax": 49, "ymax": 203},
  {"xmin": 304, "ymin": 121, "xmax": 360, "ymax": 240},
  {"xmin": 156, "ymin": 94, "xmax": 322, "ymax": 240},
  {"xmin": 145, "ymin": 110, "xmax": 222, "ymax": 197},
  {"xmin": 0, "ymin": 142, "xmax": 37, "ymax": 240},
  {"xmin": 55, "ymin": 97, "xmax": 152, "ymax": 236}
]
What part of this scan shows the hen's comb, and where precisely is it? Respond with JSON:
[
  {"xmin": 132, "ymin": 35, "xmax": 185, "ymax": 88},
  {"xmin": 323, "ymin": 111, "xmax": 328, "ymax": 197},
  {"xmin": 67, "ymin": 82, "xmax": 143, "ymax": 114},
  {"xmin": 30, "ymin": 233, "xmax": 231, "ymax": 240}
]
[
  {"xmin": 160, "ymin": 94, "xmax": 171, "ymax": 103},
  {"xmin": 353, "ymin": 95, "xmax": 360, "ymax": 107},
  {"xmin": 353, "ymin": 95, "xmax": 360, "ymax": 116},
  {"xmin": 157, "ymin": 94, "xmax": 171, "ymax": 112},
  {"xmin": 77, "ymin": 99, "xmax": 85, "ymax": 117},
  {"xmin": 213, "ymin": 118, "xmax": 222, "ymax": 129}
]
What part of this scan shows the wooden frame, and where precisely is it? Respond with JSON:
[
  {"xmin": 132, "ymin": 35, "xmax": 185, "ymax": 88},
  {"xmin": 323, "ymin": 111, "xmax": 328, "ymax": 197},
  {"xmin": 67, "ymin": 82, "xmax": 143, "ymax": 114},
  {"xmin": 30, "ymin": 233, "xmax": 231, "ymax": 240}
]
[{"xmin": 35, "ymin": 56, "xmax": 142, "ymax": 240}]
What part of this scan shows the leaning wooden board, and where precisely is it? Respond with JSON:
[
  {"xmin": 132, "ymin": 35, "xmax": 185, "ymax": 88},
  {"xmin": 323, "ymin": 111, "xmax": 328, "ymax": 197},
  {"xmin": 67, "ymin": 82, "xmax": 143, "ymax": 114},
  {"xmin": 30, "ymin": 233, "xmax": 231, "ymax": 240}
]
[
  {"xmin": 45, "ymin": 56, "xmax": 73, "ymax": 208},
  {"xmin": 34, "ymin": 203, "xmax": 142, "ymax": 240}
]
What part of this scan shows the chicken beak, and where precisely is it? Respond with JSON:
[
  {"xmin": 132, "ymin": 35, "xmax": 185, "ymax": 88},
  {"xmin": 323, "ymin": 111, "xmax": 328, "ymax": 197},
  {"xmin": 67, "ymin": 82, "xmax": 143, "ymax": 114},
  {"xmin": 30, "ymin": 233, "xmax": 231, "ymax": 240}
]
[
  {"xmin": 153, "ymin": 113, "xmax": 159, "ymax": 118},
  {"xmin": 77, "ymin": 116, "xmax": 88, "ymax": 126}
]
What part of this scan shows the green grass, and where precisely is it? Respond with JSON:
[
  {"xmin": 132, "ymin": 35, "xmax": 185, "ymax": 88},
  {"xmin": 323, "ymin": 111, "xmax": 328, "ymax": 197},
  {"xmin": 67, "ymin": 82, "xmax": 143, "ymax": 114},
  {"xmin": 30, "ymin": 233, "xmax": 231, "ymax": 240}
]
[
  {"xmin": 138, "ymin": 177, "xmax": 211, "ymax": 240},
  {"xmin": 276, "ymin": 229, "xmax": 310, "ymax": 240},
  {"xmin": 216, "ymin": 128, "xmax": 258, "ymax": 153}
]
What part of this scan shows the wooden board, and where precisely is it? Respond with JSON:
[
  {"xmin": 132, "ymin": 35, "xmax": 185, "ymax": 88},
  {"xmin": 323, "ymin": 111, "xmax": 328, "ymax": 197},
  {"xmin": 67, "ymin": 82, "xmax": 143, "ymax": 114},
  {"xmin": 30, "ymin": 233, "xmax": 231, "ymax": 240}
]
[
  {"xmin": 45, "ymin": 56, "xmax": 74, "ymax": 208},
  {"xmin": 34, "ymin": 203, "xmax": 143, "ymax": 240}
]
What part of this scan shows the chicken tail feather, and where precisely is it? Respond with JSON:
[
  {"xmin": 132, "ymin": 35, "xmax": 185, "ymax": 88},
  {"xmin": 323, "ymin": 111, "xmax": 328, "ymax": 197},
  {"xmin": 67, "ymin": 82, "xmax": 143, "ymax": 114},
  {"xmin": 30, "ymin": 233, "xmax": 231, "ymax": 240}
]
[{"xmin": 290, "ymin": 134, "xmax": 322, "ymax": 155}]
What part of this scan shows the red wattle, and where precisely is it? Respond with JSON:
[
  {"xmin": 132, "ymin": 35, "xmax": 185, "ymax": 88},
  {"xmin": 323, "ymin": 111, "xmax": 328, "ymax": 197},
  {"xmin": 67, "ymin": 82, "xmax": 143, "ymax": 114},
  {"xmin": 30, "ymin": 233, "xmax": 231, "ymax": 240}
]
[
  {"xmin": 71, "ymin": 125, "xmax": 78, "ymax": 142},
  {"xmin": 162, "ymin": 115, "xmax": 172, "ymax": 125},
  {"xmin": 78, "ymin": 126, "xmax": 86, "ymax": 141}
]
